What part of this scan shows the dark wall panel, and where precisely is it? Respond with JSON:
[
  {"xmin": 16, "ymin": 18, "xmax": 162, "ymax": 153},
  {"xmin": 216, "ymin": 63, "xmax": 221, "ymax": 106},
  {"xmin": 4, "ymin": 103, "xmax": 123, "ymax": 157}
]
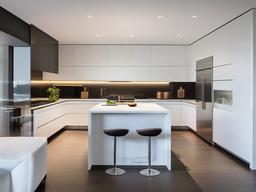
[
  {"xmin": 31, "ymin": 25, "xmax": 58, "ymax": 73},
  {"xmin": 0, "ymin": 6, "xmax": 30, "ymax": 44}
]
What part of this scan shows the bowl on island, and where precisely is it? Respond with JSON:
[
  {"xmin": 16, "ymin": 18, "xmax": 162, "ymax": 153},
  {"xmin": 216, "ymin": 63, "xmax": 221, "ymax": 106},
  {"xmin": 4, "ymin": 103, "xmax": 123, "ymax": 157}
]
[{"xmin": 128, "ymin": 102, "xmax": 137, "ymax": 107}]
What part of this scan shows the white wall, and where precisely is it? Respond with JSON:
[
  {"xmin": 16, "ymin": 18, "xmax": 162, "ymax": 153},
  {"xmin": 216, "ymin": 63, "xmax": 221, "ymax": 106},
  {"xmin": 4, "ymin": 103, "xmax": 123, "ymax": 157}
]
[
  {"xmin": 252, "ymin": 9, "xmax": 256, "ymax": 169},
  {"xmin": 43, "ymin": 45, "xmax": 192, "ymax": 82},
  {"xmin": 0, "ymin": 45, "xmax": 9, "ymax": 101},
  {"xmin": 191, "ymin": 10, "xmax": 254, "ymax": 167}
]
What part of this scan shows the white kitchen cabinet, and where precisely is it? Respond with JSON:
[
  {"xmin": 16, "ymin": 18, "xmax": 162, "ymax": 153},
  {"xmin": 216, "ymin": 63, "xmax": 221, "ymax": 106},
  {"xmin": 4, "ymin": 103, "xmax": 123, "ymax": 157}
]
[
  {"xmin": 109, "ymin": 46, "xmax": 132, "ymax": 66},
  {"xmin": 72, "ymin": 66, "xmax": 109, "ymax": 81},
  {"xmin": 151, "ymin": 67, "xmax": 171, "ymax": 81},
  {"xmin": 59, "ymin": 45, "xmax": 73, "ymax": 66},
  {"xmin": 91, "ymin": 45, "xmax": 109, "ymax": 66},
  {"xmin": 171, "ymin": 46, "xmax": 189, "ymax": 66},
  {"xmin": 213, "ymin": 81, "xmax": 233, "ymax": 91},
  {"xmin": 158, "ymin": 103, "xmax": 183, "ymax": 126},
  {"xmin": 45, "ymin": 45, "xmax": 192, "ymax": 82},
  {"xmin": 152, "ymin": 46, "xmax": 172, "ymax": 66},
  {"xmin": 170, "ymin": 66, "xmax": 191, "ymax": 82},
  {"xmin": 182, "ymin": 104, "xmax": 196, "ymax": 131},
  {"xmin": 213, "ymin": 64, "xmax": 233, "ymax": 81},
  {"xmin": 213, "ymin": 107, "xmax": 251, "ymax": 163},
  {"xmin": 132, "ymin": 46, "xmax": 151, "ymax": 66},
  {"xmin": 43, "ymin": 66, "xmax": 75, "ymax": 80},
  {"xmin": 73, "ymin": 45, "xmax": 91, "ymax": 66},
  {"xmin": 35, "ymin": 117, "xmax": 65, "ymax": 138},
  {"xmin": 108, "ymin": 66, "xmax": 132, "ymax": 81},
  {"xmin": 33, "ymin": 101, "xmax": 99, "ymax": 138},
  {"xmin": 33, "ymin": 103, "xmax": 66, "ymax": 128},
  {"xmin": 131, "ymin": 67, "xmax": 151, "ymax": 81},
  {"xmin": 65, "ymin": 114, "xmax": 87, "ymax": 126},
  {"xmin": 159, "ymin": 102, "xmax": 196, "ymax": 130}
]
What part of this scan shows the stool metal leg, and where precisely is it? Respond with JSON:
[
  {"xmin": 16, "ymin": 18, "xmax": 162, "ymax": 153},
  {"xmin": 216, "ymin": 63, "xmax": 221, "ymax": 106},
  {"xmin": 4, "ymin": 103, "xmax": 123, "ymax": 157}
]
[
  {"xmin": 105, "ymin": 136, "xmax": 126, "ymax": 176},
  {"xmin": 140, "ymin": 136, "xmax": 160, "ymax": 177}
]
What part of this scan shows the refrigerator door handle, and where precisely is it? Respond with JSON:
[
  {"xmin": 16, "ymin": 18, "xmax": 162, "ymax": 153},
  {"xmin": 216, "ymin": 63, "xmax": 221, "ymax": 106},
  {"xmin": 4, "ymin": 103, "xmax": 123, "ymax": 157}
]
[{"xmin": 202, "ymin": 78, "xmax": 206, "ymax": 109}]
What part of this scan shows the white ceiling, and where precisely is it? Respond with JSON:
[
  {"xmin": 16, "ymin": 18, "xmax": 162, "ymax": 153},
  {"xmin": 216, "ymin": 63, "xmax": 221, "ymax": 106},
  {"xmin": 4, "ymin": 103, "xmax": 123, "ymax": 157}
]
[{"xmin": 0, "ymin": 0, "xmax": 256, "ymax": 44}]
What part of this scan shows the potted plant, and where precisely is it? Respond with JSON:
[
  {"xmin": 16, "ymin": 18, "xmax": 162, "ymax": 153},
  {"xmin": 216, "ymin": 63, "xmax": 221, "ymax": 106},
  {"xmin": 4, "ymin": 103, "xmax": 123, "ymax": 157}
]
[{"xmin": 47, "ymin": 85, "xmax": 60, "ymax": 102}]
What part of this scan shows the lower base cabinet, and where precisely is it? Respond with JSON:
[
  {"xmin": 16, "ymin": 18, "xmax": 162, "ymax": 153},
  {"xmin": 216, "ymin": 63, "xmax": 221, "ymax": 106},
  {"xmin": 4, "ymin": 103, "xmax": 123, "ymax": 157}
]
[
  {"xmin": 159, "ymin": 102, "xmax": 196, "ymax": 131},
  {"xmin": 213, "ymin": 107, "xmax": 252, "ymax": 163},
  {"xmin": 33, "ymin": 101, "xmax": 99, "ymax": 138},
  {"xmin": 33, "ymin": 100, "xmax": 196, "ymax": 138}
]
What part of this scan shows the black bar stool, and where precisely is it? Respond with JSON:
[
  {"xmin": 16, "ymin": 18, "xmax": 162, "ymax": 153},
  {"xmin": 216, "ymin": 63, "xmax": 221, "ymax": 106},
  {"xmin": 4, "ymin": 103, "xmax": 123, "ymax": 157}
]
[
  {"xmin": 136, "ymin": 128, "xmax": 162, "ymax": 177},
  {"xmin": 103, "ymin": 129, "xmax": 129, "ymax": 176}
]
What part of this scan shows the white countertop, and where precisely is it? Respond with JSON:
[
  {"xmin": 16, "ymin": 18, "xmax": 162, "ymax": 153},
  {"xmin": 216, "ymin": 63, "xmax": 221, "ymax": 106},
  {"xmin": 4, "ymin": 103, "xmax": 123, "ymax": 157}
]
[
  {"xmin": 89, "ymin": 103, "xmax": 169, "ymax": 114},
  {"xmin": 30, "ymin": 98, "xmax": 196, "ymax": 110}
]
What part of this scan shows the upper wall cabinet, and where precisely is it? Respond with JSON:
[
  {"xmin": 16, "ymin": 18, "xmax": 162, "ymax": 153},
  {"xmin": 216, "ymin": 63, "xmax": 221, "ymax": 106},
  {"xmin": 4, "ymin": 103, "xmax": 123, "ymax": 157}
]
[
  {"xmin": 45, "ymin": 45, "xmax": 193, "ymax": 82},
  {"xmin": 0, "ymin": 6, "xmax": 30, "ymax": 45},
  {"xmin": 31, "ymin": 25, "xmax": 59, "ymax": 73}
]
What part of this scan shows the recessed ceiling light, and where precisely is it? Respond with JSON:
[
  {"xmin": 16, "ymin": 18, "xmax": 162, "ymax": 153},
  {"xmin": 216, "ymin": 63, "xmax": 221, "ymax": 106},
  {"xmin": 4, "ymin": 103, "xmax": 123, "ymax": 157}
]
[
  {"xmin": 130, "ymin": 34, "xmax": 134, "ymax": 38},
  {"xmin": 157, "ymin": 15, "xmax": 164, "ymax": 19},
  {"xmin": 192, "ymin": 15, "xmax": 198, "ymax": 18},
  {"xmin": 95, "ymin": 34, "xmax": 100, "ymax": 38},
  {"xmin": 88, "ymin": 15, "xmax": 93, "ymax": 18},
  {"xmin": 177, "ymin": 33, "xmax": 181, "ymax": 38}
]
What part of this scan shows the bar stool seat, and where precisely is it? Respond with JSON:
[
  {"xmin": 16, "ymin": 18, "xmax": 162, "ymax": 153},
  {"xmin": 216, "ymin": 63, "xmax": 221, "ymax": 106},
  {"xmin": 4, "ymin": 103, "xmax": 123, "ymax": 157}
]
[
  {"xmin": 104, "ymin": 129, "xmax": 129, "ymax": 137},
  {"xmin": 136, "ymin": 128, "xmax": 162, "ymax": 177},
  {"xmin": 137, "ymin": 128, "xmax": 162, "ymax": 137},
  {"xmin": 103, "ymin": 128, "xmax": 129, "ymax": 176}
]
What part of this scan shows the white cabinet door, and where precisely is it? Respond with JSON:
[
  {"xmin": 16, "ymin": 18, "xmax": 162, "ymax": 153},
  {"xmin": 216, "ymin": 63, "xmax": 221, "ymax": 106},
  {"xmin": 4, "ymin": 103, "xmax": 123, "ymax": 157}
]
[
  {"xmin": 72, "ymin": 66, "xmax": 109, "ymax": 81},
  {"xmin": 132, "ymin": 46, "xmax": 151, "ymax": 66},
  {"xmin": 91, "ymin": 45, "xmax": 109, "ymax": 66},
  {"xmin": 213, "ymin": 64, "xmax": 233, "ymax": 81},
  {"xmin": 213, "ymin": 108, "xmax": 251, "ymax": 162},
  {"xmin": 170, "ymin": 67, "xmax": 191, "ymax": 82},
  {"xmin": 109, "ymin": 46, "xmax": 132, "ymax": 66},
  {"xmin": 182, "ymin": 104, "xmax": 196, "ymax": 131},
  {"xmin": 171, "ymin": 46, "xmax": 188, "ymax": 66},
  {"xmin": 65, "ymin": 114, "xmax": 88, "ymax": 126},
  {"xmin": 109, "ymin": 67, "xmax": 132, "ymax": 81},
  {"xmin": 35, "ymin": 116, "xmax": 65, "ymax": 138},
  {"xmin": 152, "ymin": 46, "xmax": 172, "ymax": 67},
  {"xmin": 34, "ymin": 101, "xmax": 100, "ymax": 137},
  {"xmin": 159, "ymin": 103, "xmax": 183, "ymax": 126},
  {"xmin": 73, "ymin": 45, "xmax": 91, "ymax": 66},
  {"xmin": 34, "ymin": 104, "xmax": 65, "ymax": 128},
  {"xmin": 131, "ymin": 67, "xmax": 151, "ymax": 81},
  {"xmin": 151, "ymin": 67, "xmax": 170, "ymax": 81},
  {"xmin": 59, "ymin": 45, "xmax": 73, "ymax": 66}
]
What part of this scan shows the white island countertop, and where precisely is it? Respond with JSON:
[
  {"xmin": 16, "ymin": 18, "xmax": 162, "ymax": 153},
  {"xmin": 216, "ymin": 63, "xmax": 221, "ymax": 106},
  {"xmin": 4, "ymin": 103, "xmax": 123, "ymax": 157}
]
[{"xmin": 89, "ymin": 103, "xmax": 169, "ymax": 114}]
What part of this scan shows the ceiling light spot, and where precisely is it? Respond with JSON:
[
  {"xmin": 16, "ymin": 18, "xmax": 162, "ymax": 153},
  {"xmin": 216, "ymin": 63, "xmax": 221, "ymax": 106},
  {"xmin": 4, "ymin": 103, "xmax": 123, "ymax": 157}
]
[
  {"xmin": 192, "ymin": 15, "xmax": 198, "ymax": 18},
  {"xmin": 88, "ymin": 15, "xmax": 93, "ymax": 18},
  {"xmin": 95, "ymin": 34, "xmax": 100, "ymax": 38},
  {"xmin": 177, "ymin": 33, "xmax": 181, "ymax": 38},
  {"xmin": 157, "ymin": 15, "xmax": 164, "ymax": 19},
  {"xmin": 130, "ymin": 34, "xmax": 134, "ymax": 38}
]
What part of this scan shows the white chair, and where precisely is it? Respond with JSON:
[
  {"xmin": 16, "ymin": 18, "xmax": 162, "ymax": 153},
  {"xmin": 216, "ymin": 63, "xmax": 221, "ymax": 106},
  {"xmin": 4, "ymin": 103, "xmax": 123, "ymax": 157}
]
[{"xmin": 0, "ymin": 137, "xmax": 47, "ymax": 192}]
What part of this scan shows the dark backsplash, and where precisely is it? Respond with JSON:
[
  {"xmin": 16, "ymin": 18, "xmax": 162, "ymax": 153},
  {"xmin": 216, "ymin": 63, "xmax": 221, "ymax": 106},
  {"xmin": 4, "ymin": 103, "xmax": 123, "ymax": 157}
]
[{"xmin": 31, "ymin": 82, "xmax": 195, "ymax": 99}]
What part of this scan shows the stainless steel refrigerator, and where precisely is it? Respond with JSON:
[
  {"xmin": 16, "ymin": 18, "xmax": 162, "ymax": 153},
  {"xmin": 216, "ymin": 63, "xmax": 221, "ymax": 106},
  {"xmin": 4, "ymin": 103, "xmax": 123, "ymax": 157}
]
[
  {"xmin": 196, "ymin": 56, "xmax": 213, "ymax": 143},
  {"xmin": 0, "ymin": 32, "xmax": 32, "ymax": 137}
]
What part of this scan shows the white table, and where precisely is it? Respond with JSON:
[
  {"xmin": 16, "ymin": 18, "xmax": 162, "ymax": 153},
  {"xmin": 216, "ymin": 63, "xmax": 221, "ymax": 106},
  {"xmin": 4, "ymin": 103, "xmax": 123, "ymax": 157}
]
[
  {"xmin": 88, "ymin": 103, "xmax": 171, "ymax": 170},
  {"xmin": 0, "ymin": 137, "xmax": 47, "ymax": 192}
]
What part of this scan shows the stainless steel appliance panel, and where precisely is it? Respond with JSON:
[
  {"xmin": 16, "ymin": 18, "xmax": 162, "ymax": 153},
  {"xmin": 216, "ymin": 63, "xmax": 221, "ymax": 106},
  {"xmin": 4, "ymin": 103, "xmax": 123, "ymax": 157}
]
[{"xmin": 196, "ymin": 56, "xmax": 213, "ymax": 143}]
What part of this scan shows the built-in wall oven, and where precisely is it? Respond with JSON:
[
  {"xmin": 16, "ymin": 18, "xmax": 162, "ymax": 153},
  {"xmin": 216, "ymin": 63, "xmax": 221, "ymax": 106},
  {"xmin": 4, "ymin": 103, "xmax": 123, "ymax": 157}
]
[{"xmin": 196, "ymin": 56, "xmax": 213, "ymax": 143}]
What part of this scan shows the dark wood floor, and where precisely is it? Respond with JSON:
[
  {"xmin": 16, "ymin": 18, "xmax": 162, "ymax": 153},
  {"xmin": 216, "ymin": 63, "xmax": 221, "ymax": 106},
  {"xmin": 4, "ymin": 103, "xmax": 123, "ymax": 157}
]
[{"xmin": 44, "ymin": 130, "xmax": 256, "ymax": 192}]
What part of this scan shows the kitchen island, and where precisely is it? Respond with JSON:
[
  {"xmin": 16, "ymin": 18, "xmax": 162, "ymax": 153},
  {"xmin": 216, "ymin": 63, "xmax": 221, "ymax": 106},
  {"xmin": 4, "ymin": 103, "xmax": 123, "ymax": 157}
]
[{"xmin": 88, "ymin": 103, "xmax": 171, "ymax": 170}]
